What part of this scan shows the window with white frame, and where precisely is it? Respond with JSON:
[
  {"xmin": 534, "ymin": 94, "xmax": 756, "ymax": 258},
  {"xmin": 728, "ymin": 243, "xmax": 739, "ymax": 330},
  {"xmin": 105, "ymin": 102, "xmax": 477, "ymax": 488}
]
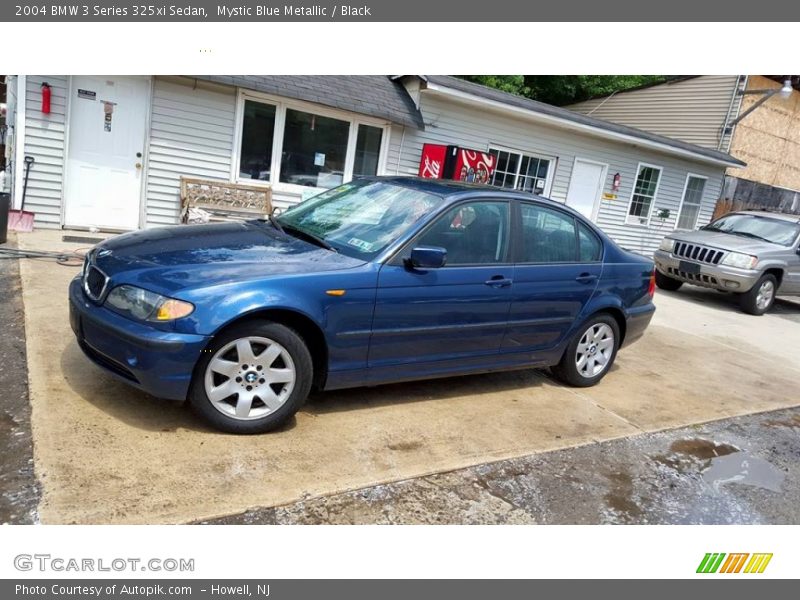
[
  {"xmin": 488, "ymin": 148, "xmax": 553, "ymax": 195},
  {"xmin": 239, "ymin": 100, "xmax": 277, "ymax": 181},
  {"xmin": 676, "ymin": 175, "xmax": 707, "ymax": 230},
  {"xmin": 236, "ymin": 95, "xmax": 386, "ymax": 190},
  {"xmin": 626, "ymin": 164, "xmax": 662, "ymax": 224}
]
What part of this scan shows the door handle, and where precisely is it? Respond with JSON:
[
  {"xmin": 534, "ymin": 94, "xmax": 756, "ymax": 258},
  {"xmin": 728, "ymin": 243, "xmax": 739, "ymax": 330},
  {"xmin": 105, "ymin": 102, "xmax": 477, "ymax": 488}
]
[
  {"xmin": 575, "ymin": 273, "xmax": 598, "ymax": 284},
  {"xmin": 485, "ymin": 275, "xmax": 513, "ymax": 288}
]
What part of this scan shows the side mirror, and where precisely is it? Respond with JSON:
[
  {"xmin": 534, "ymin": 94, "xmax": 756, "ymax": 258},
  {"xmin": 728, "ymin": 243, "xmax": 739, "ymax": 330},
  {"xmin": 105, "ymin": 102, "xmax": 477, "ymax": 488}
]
[{"xmin": 407, "ymin": 246, "xmax": 447, "ymax": 269}]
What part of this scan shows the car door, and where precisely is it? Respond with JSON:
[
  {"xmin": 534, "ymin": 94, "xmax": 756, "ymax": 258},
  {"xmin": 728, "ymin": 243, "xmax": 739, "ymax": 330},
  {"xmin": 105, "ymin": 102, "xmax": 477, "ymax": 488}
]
[
  {"xmin": 782, "ymin": 240, "xmax": 800, "ymax": 293},
  {"xmin": 369, "ymin": 200, "xmax": 513, "ymax": 380},
  {"xmin": 502, "ymin": 201, "xmax": 603, "ymax": 354}
]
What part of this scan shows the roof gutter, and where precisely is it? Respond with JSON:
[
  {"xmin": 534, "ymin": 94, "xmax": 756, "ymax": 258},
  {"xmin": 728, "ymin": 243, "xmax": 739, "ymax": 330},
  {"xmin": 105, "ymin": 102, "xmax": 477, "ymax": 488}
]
[{"xmin": 423, "ymin": 82, "xmax": 744, "ymax": 169}]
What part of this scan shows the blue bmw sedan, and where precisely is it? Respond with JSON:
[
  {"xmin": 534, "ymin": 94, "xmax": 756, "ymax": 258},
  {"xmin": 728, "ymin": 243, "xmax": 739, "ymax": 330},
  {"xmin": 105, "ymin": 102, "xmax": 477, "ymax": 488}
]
[{"xmin": 69, "ymin": 177, "xmax": 656, "ymax": 433}]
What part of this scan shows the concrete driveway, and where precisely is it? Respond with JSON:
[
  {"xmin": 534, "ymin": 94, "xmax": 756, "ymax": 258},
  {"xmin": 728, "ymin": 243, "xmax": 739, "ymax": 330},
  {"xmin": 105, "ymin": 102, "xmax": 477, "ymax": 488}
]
[{"xmin": 14, "ymin": 230, "xmax": 800, "ymax": 524}]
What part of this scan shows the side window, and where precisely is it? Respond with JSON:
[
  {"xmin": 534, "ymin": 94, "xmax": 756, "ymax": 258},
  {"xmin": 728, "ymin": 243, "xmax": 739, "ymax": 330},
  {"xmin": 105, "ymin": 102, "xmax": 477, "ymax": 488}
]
[
  {"xmin": 416, "ymin": 201, "xmax": 510, "ymax": 265},
  {"xmin": 520, "ymin": 204, "xmax": 577, "ymax": 263},
  {"xmin": 578, "ymin": 222, "xmax": 602, "ymax": 262}
]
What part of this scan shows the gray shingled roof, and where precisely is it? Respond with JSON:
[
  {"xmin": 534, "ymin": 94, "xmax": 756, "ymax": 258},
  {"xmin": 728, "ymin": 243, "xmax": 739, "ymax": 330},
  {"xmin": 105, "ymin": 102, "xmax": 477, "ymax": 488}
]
[
  {"xmin": 421, "ymin": 75, "xmax": 745, "ymax": 167},
  {"xmin": 194, "ymin": 75, "xmax": 424, "ymax": 129}
]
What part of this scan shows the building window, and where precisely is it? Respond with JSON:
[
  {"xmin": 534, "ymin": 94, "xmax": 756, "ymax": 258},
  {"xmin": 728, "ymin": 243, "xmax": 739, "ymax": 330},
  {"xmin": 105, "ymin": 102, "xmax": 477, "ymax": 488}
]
[
  {"xmin": 627, "ymin": 164, "xmax": 662, "ymax": 225},
  {"xmin": 352, "ymin": 124, "xmax": 383, "ymax": 178},
  {"xmin": 280, "ymin": 108, "xmax": 350, "ymax": 189},
  {"xmin": 676, "ymin": 175, "xmax": 707, "ymax": 230},
  {"xmin": 236, "ymin": 94, "xmax": 389, "ymax": 191},
  {"xmin": 489, "ymin": 148, "xmax": 552, "ymax": 195},
  {"xmin": 238, "ymin": 100, "xmax": 276, "ymax": 181}
]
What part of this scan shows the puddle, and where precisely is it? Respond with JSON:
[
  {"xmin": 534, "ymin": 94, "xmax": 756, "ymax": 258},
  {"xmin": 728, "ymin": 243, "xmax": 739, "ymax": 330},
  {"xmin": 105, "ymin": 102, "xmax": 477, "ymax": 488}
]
[
  {"xmin": 670, "ymin": 439, "xmax": 738, "ymax": 460},
  {"xmin": 603, "ymin": 472, "xmax": 643, "ymax": 520},
  {"xmin": 763, "ymin": 415, "xmax": 800, "ymax": 430},
  {"xmin": 702, "ymin": 453, "xmax": 785, "ymax": 493}
]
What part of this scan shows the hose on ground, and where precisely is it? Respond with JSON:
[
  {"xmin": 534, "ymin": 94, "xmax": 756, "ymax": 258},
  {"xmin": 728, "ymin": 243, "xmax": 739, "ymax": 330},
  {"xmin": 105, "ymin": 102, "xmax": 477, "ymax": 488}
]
[{"xmin": 0, "ymin": 247, "xmax": 88, "ymax": 267}]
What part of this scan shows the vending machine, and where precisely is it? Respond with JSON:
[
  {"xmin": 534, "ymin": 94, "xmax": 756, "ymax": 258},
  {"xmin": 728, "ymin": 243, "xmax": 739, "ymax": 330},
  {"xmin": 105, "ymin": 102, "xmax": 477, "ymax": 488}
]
[{"xmin": 418, "ymin": 144, "xmax": 496, "ymax": 184}]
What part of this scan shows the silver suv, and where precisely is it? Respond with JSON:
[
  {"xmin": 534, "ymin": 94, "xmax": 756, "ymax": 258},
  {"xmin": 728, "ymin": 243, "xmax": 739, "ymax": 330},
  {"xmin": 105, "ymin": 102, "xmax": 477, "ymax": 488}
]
[{"xmin": 653, "ymin": 210, "xmax": 800, "ymax": 315}]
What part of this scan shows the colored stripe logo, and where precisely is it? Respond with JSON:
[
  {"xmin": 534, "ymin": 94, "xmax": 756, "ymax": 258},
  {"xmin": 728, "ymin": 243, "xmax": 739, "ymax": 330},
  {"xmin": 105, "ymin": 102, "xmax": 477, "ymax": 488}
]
[{"xmin": 697, "ymin": 553, "xmax": 772, "ymax": 574}]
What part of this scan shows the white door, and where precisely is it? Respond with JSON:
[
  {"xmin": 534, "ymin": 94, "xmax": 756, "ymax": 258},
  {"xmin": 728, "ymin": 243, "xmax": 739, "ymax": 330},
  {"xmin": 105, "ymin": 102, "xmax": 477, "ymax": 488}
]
[
  {"xmin": 64, "ymin": 76, "xmax": 149, "ymax": 230},
  {"xmin": 565, "ymin": 159, "xmax": 606, "ymax": 221}
]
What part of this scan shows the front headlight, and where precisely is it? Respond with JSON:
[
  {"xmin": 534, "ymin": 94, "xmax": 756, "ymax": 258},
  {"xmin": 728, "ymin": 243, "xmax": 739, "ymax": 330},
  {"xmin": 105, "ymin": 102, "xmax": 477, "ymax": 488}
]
[
  {"xmin": 105, "ymin": 285, "xmax": 194, "ymax": 322},
  {"xmin": 658, "ymin": 238, "xmax": 676, "ymax": 252},
  {"xmin": 720, "ymin": 252, "xmax": 758, "ymax": 269}
]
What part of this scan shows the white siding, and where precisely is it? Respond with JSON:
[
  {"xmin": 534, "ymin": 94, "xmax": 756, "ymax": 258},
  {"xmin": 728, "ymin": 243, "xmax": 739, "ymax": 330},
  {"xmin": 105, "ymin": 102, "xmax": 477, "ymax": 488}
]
[
  {"xmin": 569, "ymin": 76, "xmax": 744, "ymax": 152},
  {"xmin": 23, "ymin": 75, "xmax": 68, "ymax": 228},
  {"xmin": 3, "ymin": 76, "xmax": 16, "ymax": 194},
  {"xmin": 145, "ymin": 77, "xmax": 236, "ymax": 226},
  {"xmin": 388, "ymin": 92, "xmax": 725, "ymax": 256}
]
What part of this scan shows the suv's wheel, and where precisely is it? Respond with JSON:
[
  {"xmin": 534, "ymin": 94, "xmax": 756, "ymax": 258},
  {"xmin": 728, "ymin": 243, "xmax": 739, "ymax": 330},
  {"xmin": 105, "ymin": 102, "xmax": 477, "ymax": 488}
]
[
  {"xmin": 551, "ymin": 314, "xmax": 620, "ymax": 387},
  {"xmin": 189, "ymin": 321, "xmax": 313, "ymax": 434},
  {"xmin": 655, "ymin": 269, "xmax": 683, "ymax": 291},
  {"xmin": 739, "ymin": 274, "xmax": 777, "ymax": 316}
]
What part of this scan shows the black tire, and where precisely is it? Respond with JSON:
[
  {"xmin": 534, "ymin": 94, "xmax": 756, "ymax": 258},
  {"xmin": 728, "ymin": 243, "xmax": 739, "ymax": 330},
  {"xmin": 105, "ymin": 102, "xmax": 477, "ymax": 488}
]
[
  {"xmin": 738, "ymin": 273, "xmax": 778, "ymax": 316},
  {"xmin": 655, "ymin": 269, "xmax": 683, "ymax": 291},
  {"xmin": 189, "ymin": 320, "xmax": 313, "ymax": 434},
  {"xmin": 551, "ymin": 313, "xmax": 620, "ymax": 388}
]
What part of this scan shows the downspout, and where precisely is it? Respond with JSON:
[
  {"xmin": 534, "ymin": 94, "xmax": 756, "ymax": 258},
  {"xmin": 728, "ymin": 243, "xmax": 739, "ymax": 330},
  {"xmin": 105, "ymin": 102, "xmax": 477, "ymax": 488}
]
[{"xmin": 12, "ymin": 75, "xmax": 26, "ymax": 209}]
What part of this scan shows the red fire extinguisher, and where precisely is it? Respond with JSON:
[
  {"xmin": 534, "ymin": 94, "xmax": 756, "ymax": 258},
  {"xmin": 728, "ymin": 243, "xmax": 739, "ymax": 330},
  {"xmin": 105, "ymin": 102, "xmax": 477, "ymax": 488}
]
[{"xmin": 41, "ymin": 82, "xmax": 51, "ymax": 115}]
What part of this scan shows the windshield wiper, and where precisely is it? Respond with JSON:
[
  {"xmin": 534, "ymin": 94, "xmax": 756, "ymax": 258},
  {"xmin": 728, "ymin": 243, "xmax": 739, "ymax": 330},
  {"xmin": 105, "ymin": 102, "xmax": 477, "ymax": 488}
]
[
  {"xmin": 282, "ymin": 224, "xmax": 338, "ymax": 253},
  {"xmin": 268, "ymin": 214, "xmax": 284, "ymax": 233},
  {"xmin": 729, "ymin": 230, "xmax": 772, "ymax": 243}
]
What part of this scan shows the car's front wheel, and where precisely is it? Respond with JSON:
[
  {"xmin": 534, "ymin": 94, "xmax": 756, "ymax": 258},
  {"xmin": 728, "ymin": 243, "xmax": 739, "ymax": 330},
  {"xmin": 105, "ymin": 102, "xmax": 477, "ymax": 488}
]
[
  {"xmin": 189, "ymin": 321, "xmax": 313, "ymax": 434},
  {"xmin": 655, "ymin": 269, "xmax": 683, "ymax": 291},
  {"xmin": 738, "ymin": 273, "xmax": 778, "ymax": 316},
  {"xmin": 551, "ymin": 314, "xmax": 620, "ymax": 387}
]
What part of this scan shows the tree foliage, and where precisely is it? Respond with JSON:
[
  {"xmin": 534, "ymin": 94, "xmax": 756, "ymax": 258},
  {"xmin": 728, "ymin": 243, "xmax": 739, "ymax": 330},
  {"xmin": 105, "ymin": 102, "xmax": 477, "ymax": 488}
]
[{"xmin": 458, "ymin": 75, "xmax": 668, "ymax": 106}]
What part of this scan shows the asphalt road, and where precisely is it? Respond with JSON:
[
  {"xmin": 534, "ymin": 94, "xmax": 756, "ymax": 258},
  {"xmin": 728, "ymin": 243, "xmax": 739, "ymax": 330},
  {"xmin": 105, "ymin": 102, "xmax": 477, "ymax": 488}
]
[
  {"xmin": 202, "ymin": 405, "xmax": 800, "ymax": 524},
  {"xmin": 0, "ymin": 234, "xmax": 39, "ymax": 524}
]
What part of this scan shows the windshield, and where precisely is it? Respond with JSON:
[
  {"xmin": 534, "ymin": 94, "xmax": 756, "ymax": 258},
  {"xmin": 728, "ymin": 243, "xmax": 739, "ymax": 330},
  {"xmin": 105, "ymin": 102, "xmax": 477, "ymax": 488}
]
[
  {"xmin": 276, "ymin": 180, "xmax": 444, "ymax": 259},
  {"xmin": 704, "ymin": 213, "xmax": 800, "ymax": 247}
]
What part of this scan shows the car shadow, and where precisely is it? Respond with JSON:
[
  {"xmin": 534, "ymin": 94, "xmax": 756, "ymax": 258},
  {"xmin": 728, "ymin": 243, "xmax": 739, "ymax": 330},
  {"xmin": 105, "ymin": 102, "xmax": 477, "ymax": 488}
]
[
  {"xmin": 304, "ymin": 366, "xmax": 551, "ymax": 416},
  {"xmin": 658, "ymin": 287, "xmax": 800, "ymax": 319},
  {"xmin": 61, "ymin": 340, "xmax": 555, "ymax": 432},
  {"xmin": 60, "ymin": 340, "xmax": 216, "ymax": 434}
]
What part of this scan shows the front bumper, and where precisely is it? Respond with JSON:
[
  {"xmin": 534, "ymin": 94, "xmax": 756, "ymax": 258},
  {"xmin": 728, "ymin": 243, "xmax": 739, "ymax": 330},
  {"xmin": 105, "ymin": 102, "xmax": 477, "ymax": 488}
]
[
  {"xmin": 653, "ymin": 250, "xmax": 760, "ymax": 293},
  {"xmin": 69, "ymin": 276, "xmax": 210, "ymax": 401}
]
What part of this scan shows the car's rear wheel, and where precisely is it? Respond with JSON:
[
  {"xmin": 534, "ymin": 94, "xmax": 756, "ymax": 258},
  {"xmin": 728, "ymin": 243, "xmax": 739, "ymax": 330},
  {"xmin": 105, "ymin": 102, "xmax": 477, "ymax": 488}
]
[
  {"xmin": 551, "ymin": 314, "xmax": 620, "ymax": 387},
  {"xmin": 655, "ymin": 269, "xmax": 683, "ymax": 291},
  {"xmin": 738, "ymin": 274, "xmax": 777, "ymax": 316},
  {"xmin": 189, "ymin": 321, "xmax": 313, "ymax": 433}
]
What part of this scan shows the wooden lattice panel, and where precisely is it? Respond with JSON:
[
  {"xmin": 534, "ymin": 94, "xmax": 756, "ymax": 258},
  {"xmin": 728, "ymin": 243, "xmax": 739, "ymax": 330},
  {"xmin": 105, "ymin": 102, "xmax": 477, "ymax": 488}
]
[{"xmin": 180, "ymin": 177, "xmax": 273, "ymax": 222}]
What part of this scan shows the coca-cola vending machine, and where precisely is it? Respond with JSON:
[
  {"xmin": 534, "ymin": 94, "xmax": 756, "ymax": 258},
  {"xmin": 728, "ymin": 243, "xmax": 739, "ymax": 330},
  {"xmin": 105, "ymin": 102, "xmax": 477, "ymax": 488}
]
[{"xmin": 418, "ymin": 144, "xmax": 496, "ymax": 184}]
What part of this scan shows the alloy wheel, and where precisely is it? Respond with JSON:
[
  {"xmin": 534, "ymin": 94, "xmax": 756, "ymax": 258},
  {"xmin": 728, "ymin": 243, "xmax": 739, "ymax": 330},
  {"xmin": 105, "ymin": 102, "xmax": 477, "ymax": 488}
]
[
  {"xmin": 204, "ymin": 336, "xmax": 296, "ymax": 420},
  {"xmin": 755, "ymin": 280, "xmax": 775, "ymax": 311},
  {"xmin": 575, "ymin": 323, "xmax": 615, "ymax": 378}
]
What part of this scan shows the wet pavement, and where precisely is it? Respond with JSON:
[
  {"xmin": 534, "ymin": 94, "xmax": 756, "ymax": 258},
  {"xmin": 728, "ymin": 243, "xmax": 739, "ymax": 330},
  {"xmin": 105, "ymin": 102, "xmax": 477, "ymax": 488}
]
[
  {"xmin": 0, "ymin": 234, "xmax": 39, "ymax": 524},
  {"xmin": 203, "ymin": 407, "xmax": 800, "ymax": 524}
]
